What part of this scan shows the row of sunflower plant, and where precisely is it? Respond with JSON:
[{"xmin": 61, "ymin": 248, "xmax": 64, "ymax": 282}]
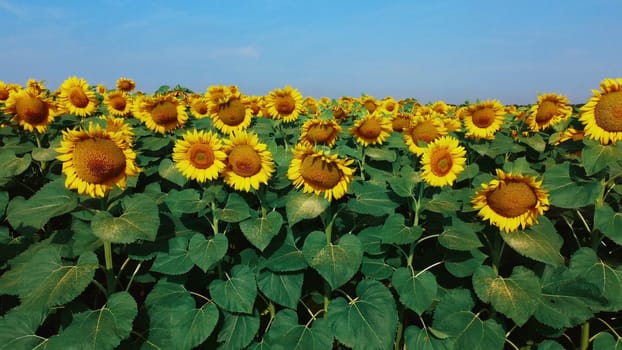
[{"xmin": 0, "ymin": 76, "xmax": 621, "ymax": 350}]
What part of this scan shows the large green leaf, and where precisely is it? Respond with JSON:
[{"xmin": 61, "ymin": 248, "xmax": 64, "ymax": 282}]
[
  {"xmin": 264, "ymin": 309, "xmax": 333, "ymax": 350},
  {"xmin": 473, "ymin": 265, "xmax": 541, "ymax": 326},
  {"xmin": 150, "ymin": 235, "xmax": 195, "ymax": 275},
  {"xmin": 285, "ymin": 191, "xmax": 329, "ymax": 226},
  {"xmin": 257, "ymin": 269, "xmax": 303, "ymax": 309},
  {"xmin": 240, "ymin": 211, "xmax": 283, "ymax": 251},
  {"xmin": 163, "ymin": 188, "xmax": 207, "ymax": 215},
  {"xmin": 0, "ymin": 307, "xmax": 46, "ymax": 350},
  {"xmin": 158, "ymin": 158, "xmax": 187, "ymax": 186},
  {"xmin": 581, "ymin": 139, "xmax": 622, "ymax": 176},
  {"xmin": 438, "ymin": 216, "xmax": 483, "ymax": 251},
  {"xmin": 361, "ymin": 256, "xmax": 394, "ymax": 280},
  {"xmin": 214, "ymin": 192, "xmax": 251, "ymax": 223},
  {"xmin": 404, "ymin": 326, "xmax": 450, "ymax": 350},
  {"xmin": 381, "ymin": 213, "xmax": 423, "ymax": 245},
  {"xmin": 346, "ymin": 181, "xmax": 398, "ymax": 216},
  {"xmin": 0, "ymin": 151, "xmax": 31, "ymax": 186},
  {"xmin": 328, "ymin": 280, "xmax": 398, "ymax": 350},
  {"xmin": 264, "ymin": 230, "xmax": 307, "ymax": 272},
  {"xmin": 303, "ymin": 231, "xmax": 363, "ymax": 290},
  {"xmin": 594, "ymin": 203, "xmax": 622, "ymax": 246},
  {"xmin": 568, "ymin": 247, "xmax": 622, "ymax": 311},
  {"xmin": 593, "ymin": 332, "xmax": 622, "ymax": 350},
  {"xmin": 423, "ymin": 190, "xmax": 461, "ymax": 213},
  {"xmin": 6, "ymin": 179, "xmax": 78, "ymax": 230},
  {"xmin": 444, "ymin": 249, "xmax": 488, "ymax": 278},
  {"xmin": 217, "ymin": 311, "xmax": 260, "ymax": 350},
  {"xmin": 543, "ymin": 162, "xmax": 601, "ymax": 208},
  {"xmin": 209, "ymin": 264, "xmax": 257, "ymax": 314},
  {"xmin": 499, "ymin": 216, "xmax": 564, "ymax": 266},
  {"xmin": 392, "ymin": 267, "xmax": 438, "ymax": 315},
  {"xmin": 46, "ymin": 292, "xmax": 137, "ymax": 350},
  {"xmin": 188, "ymin": 233, "xmax": 228, "ymax": 272},
  {"xmin": 91, "ymin": 193, "xmax": 159, "ymax": 244}
]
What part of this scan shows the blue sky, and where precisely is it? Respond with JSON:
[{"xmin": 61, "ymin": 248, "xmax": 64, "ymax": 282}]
[{"xmin": 1, "ymin": 0, "xmax": 621, "ymax": 104}]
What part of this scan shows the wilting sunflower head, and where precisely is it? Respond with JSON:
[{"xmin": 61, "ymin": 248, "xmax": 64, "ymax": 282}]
[
  {"xmin": 554, "ymin": 127, "xmax": 585, "ymax": 145},
  {"xmin": 299, "ymin": 118, "xmax": 342, "ymax": 147},
  {"xmin": 404, "ymin": 114, "xmax": 448, "ymax": 156},
  {"xmin": 104, "ymin": 90, "xmax": 133, "ymax": 117},
  {"xmin": 222, "ymin": 131, "xmax": 275, "ymax": 192},
  {"xmin": 134, "ymin": 94, "xmax": 188, "ymax": 134},
  {"xmin": 420, "ymin": 136, "xmax": 467, "ymax": 187},
  {"xmin": 266, "ymin": 86, "xmax": 305, "ymax": 122},
  {"xmin": 208, "ymin": 93, "xmax": 253, "ymax": 135},
  {"xmin": 463, "ymin": 100, "xmax": 506, "ymax": 140},
  {"xmin": 56, "ymin": 124, "xmax": 140, "ymax": 198},
  {"xmin": 172, "ymin": 129, "xmax": 227, "ymax": 182},
  {"xmin": 349, "ymin": 112, "xmax": 393, "ymax": 146},
  {"xmin": 472, "ymin": 169, "xmax": 550, "ymax": 233},
  {"xmin": 26, "ymin": 79, "xmax": 47, "ymax": 95},
  {"xmin": 579, "ymin": 78, "xmax": 622, "ymax": 144},
  {"xmin": 116, "ymin": 77, "xmax": 136, "ymax": 92},
  {"xmin": 526, "ymin": 93, "xmax": 572, "ymax": 132},
  {"xmin": 3, "ymin": 88, "xmax": 57, "ymax": 133},
  {"xmin": 391, "ymin": 113, "xmax": 414, "ymax": 132},
  {"xmin": 287, "ymin": 143, "xmax": 355, "ymax": 201},
  {"xmin": 59, "ymin": 76, "xmax": 98, "ymax": 117}
]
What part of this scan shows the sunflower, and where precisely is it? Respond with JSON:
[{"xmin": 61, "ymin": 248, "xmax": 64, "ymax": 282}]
[
  {"xmin": 205, "ymin": 85, "xmax": 230, "ymax": 105},
  {"xmin": 58, "ymin": 76, "xmax": 98, "ymax": 117},
  {"xmin": 377, "ymin": 97, "xmax": 400, "ymax": 116},
  {"xmin": 526, "ymin": 93, "xmax": 572, "ymax": 131},
  {"xmin": 349, "ymin": 112, "xmax": 393, "ymax": 146},
  {"xmin": 431, "ymin": 100, "xmax": 450, "ymax": 115},
  {"xmin": 208, "ymin": 90, "xmax": 253, "ymax": 135},
  {"xmin": 443, "ymin": 115, "xmax": 463, "ymax": 133},
  {"xmin": 134, "ymin": 94, "xmax": 188, "ymax": 134},
  {"xmin": 243, "ymin": 95, "xmax": 264, "ymax": 117},
  {"xmin": 332, "ymin": 106, "xmax": 350, "ymax": 121},
  {"xmin": 472, "ymin": 169, "xmax": 549, "ymax": 232},
  {"xmin": 360, "ymin": 95, "xmax": 378, "ymax": 114},
  {"xmin": 172, "ymin": 129, "xmax": 227, "ymax": 182},
  {"xmin": 403, "ymin": 114, "xmax": 448, "ymax": 156},
  {"xmin": 579, "ymin": 78, "xmax": 622, "ymax": 144},
  {"xmin": 266, "ymin": 86, "xmax": 305, "ymax": 122},
  {"xmin": 299, "ymin": 118, "xmax": 342, "ymax": 147},
  {"xmin": 462, "ymin": 100, "xmax": 506, "ymax": 140},
  {"xmin": 26, "ymin": 79, "xmax": 46, "ymax": 95},
  {"xmin": 390, "ymin": 112, "xmax": 414, "ymax": 132},
  {"xmin": 116, "ymin": 77, "xmax": 136, "ymax": 92},
  {"xmin": 554, "ymin": 127, "xmax": 585, "ymax": 145},
  {"xmin": 222, "ymin": 131, "xmax": 275, "ymax": 192},
  {"xmin": 287, "ymin": 143, "xmax": 355, "ymax": 201},
  {"xmin": 4, "ymin": 88, "xmax": 57, "ymax": 133},
  {"xmin": 103, "ymin": 90, "xmax": 133, "ymax": 117},
  {"xmin": 0, "ymin": 81, "xmax": 20, "ymax": 102},
  {"xmin": 420, "ymin": 136, "xmax": 466, "ymax": 187},
  {"xmin": 186, "ymin": 94, "xmax": 210, "ymax": 118},
  {"xmin": 56, "ymin": 124, "xmax": 140, "ymax": 198},
  {"xmin": 303, "ymin": 96, "xmax": 320, "ymax": 115},
  {"xmin": 102, "ymin": 116, "xmax": 134, "ymax": 146}
]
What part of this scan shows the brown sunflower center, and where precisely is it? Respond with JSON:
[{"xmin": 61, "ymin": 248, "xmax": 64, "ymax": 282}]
[
  {"xmin": 0, "ymin": 87, "xmax": 9, "ymax": 101},
  {"xmin": 188, "ymin": 143, "xmax": 215, "ymax": 169},
  {"xmin": 300, "ymin": 156, "xmax": 342, "ymax": 190},
  {"xmin": 392, "ymin": 115, "xmax": 411, "ymax": 132},
  {"xmin": 219, "ymin": 99, "xmax": 247, "ymax": 126},
  {"xmin": 594, "ymin": 90, "xmax": 622, "ymax": 132},
  {"xmin": 307, "ymin": 124, "xmax": 335, "ymax": 143},
  {"xmin": 228, "ymin": 144, "xmax": 262, "ymax": 177},
  {"xmin": 109, "ymin": 95, "xmax": 127, "ymax": 111},
  {"xmin": 118, "ymin": 80, "xmax": 133, "ymax": 91},
  {"xmin": 411, "ymin": 120, "xmax": 440, "ymax": 145},
  {"xmin": 358, "ymin": 118, "xmax": 382, "ymax": 139},
  {"xmin": 430, "ymin": 149, "xmax": 453, "ymax": 176},
  {"xmin": 472, "ymin": 107, "xmax": 496, "ymax": 128},
  {"xmin": 151, "ymin": 101, "xmax": 178, "ymax": 126},
  {"xmin": 69, "ymin": 87, "xmax": 90, "ymax": 108},
  {"xmin": 363, "ymin": 101, "xmax": 377, "ymax": 113},
  {"xmin": 193, "ymin": 100, "xmax": 208, "ymax": 115},
  {"xmin": 535, "ymin": 100, "xmax": 559, "ymax": 124},
  {"xmin": 15, "ymin": 95, "xmax": 48, "ymax": 124},
  {"xmin": 486, "ymin": 181, "xmax": 537, "ymax": 218},
  {"xmin": 275, "ymin": 94, "xmax": 296, "ymax": 115},
  {"xmin": 384, "ymin": 102, "xmax": 398, "ymax": 112},
  {"xmin": 72, "ymin": 138, "xmax": 126, "ymax": 184},
  {"xmin": 333, "ymin": 107, "xmax": 347, "ymax": 120}
]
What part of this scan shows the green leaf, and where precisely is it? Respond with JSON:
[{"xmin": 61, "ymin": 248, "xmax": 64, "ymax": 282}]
[
  {"xmin": 569, "ymin": 247, "xmax": 622, "ymax": 311},
  {"xmin": 328, "ymin": 280, "xmax": 398, "ymax": 350},
  {"xmin": 347, "ymin": 181, "xmax": 398, "ymax": 216},
  {"xmin": 240, "ymin": 211, "xmax": 283, "ymax": 251},
  {"xmin": 158, "ymin": 158, "xmax": 187, "ymax": 187},
  {"xmin": 424, "ymin": 190, "xmax": 460, "ymax": 213},
  {"xmin": 31, "ymin": 146, "xmax": 58, "ymax": 162},
  {"xmin": 581, "ymin": 139, "xmax": 622, "ymax": 176},
  {"xmin": 303, "ymin": 232, "xmax": 363, "ymax": 289},
  {"xmin": 499, "ymin": 216, "xmax": 564, "ymax": 266},
  {"xmin": 593, "ymin": 332, "xmax": 622, "ymax": 350},
  {"xmin": 365, "ymin": 147, "xmax": 396, "ymax": 162},
  {"xmin": 264, "ymin": 230, "xmax": 307, "ymax": 272},
  {"xmin": 91, "ymin": 193, "xmax": 159, "ymax": 244},
  {"xmin": 257, "ymin": 269, "xmax": 303, "ymax": 309},
  {"xmin": 439, "ymin": 216, "xmax": 483, "ymax": 251},
  {"xmin": 381, "ymin": 213, "xmax": 423, "ymax": 245},
  {"xmin": 163, "ymin": 188, "xmax": 207, "ymax": 215},
  {"xmin": 537, "ymin": 340, "xmax": 566, "ymax": 350},
  {"xmin": 472, "ymin": 265, "xmax": 541, "ymax": 326},
  {"xmin": 150, "ymin": 235, "xmax": 195, "ymax": 275},
  {"xmin": 517, "ymin": 133, "xmax": 546, "ymax": 153},
  {"xmin": 0, "ymin": 307, "xmax": 46, "ymax": 350},
  {"xmin": 188, "ymin": 233, "xmax": 228, "ymax": 272},
  {"xmin": 0, "ymin": 151, "xmax": 31, "ymax": 186},
  {"xmin": 6, "ymin": 179, "xmax": 78, "ymax": 230},
  {"xmin": 357, "ymin": 225, "xmax": 386, "ymax": 255},
  {"xmin": 387, "ymin": 170, "xmax": 417, "ymax": 198},
  {"xmin": 594, "ymin": 203, "xmax": 622, "ymax": 246},
  {"xmin": 444, "ymin": 249, "xmax": 488, "ymax": 278},
  {"xmin": 217, "ymin": 312, "xmax": 260, "ymax": 350},
  {"xmin": 209, "ymin": 264, "xmax": 257, "ymax": 314},
  {"xmin": 286, "ymin": 191, "xmax": 329, "ymax": 226},
  {"xmin": 503, "ymin": 157, "xmax": 540, "ymax": 176},
  {"xmin": 543, "ymin": 162, "xmax": 601, "ymax": 208},
  {"xmin": 433, "ymin": 306, "xmax": 505, "ymax": 350},
  {"xmin": 0, "ymin": 191, "xmax": 8, "ymax": 216},
  {"xmin": 278, "ymin": 317, "xmax": 333, "ymax": 350},
  {"xmin": 392, "ymin": 267, "xmax": 438, "ymax": 314},
  {"xmin": 404, "ymin": 326, "xmax": 450, "ymax": 350},
  {"xmin": 361, "ymin": 256, "xmax": 394, "ymax": 280},
  {"xmin": 46, "ymin": 291, "xmax": 137, "ymax": 350},
  {"xmin": 214, "ymin": 193, "xmax": 251, "ymax": 223}
]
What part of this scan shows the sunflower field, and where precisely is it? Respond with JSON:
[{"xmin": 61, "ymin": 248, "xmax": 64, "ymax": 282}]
[{"xmin": 0, "ymin": 77, "xmax": 621, "ymax": 350}]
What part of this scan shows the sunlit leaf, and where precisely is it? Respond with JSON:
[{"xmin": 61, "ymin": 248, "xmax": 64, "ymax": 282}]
[
  {"xmin": 500, "ymin": 216, "xmax": 564, "ymax": 266},
  {"xmin": 240, "ymin": 211, "xmax": 283, "ymax": 251},
  {"xmin": 285, "ymin": 191, "xmax": 329, "ymax": 226},
  {"xmin": 91, "ymin": 193, "xmax": 159, "ymax": 244},
  {"xmin": 392, "ymin": 267, "xmax": 438, "ymax": 314},
  {"xmin": 188, "ymin": 233, "xmax": 228, "ymax": 272},
  {"xmin": 381, "ymin": 213, "xmax": 422, "ymax": 245},
  {"xmin": 209, "ymin": 264, "xmax": 257, "ymax": 314},
  {"xmin": 158, "ymin": 158, "xmax": 187, "ymax": 187},
  {"xmin": 303, "ymin": 232, "xmax": 363, "ymax": 290}
]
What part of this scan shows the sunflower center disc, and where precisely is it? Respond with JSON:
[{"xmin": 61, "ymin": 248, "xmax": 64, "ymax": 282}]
[
  {"xmin": 0, "ymin": 88, "xmax": 9, "ymax": 100},
  {"xmin": 392, "ymin": 115, "xmax": 411, "ymax": 132},
  {"xmin": 358, "ymin": 118, "xmax": 382, "ymax": 139},
  {"xmin": 15, "ymin": 95, "xmax": 48, "ymax": 124},
  {"xmin": 219, "ymin": 99, "xmax": 247, "ymax": 126},
  {"xmin": 363, "ymin": 101, "xmax": 377, "ymax": 113},
  {"xmin": 188, "ymin": 144, "xmax": 215, "ymax": 169},
  {"xmin": 193, "ymin": 100, "xmax": 208, "ymax": 115},
  {"xmin": 118, "ymin": 81, "xmax": 133, "ymax": 91},
  {"xmin": 594, "ymin": 90, "xmax": 622, "ymax": 132},
  {"xmin": 151, "ymin": 101, "xmax": 178, "ymax": 125},
  {"xmin": 535, "ymin": 100, "xmax": 558, "ymax": 124},
  {"xmin": 411, "ymin": 120, "xmax": 439, "ymax": 145},
  {"xmin": 307, "ymin": 124, "xmax": 334, "ymax": 143},
  {"xmin": 431, "ymin": 150, "xmax": 453, "ymax": 176},
  {"xmin": 487, "ymin": 181, "xmax": 537, "ymax": 218},
  {"xmin": 228, "ymin": 144, "xmax": 262, "ymax": 177},
  {"xmin": 109, "ymin": 95, "xmax": 127, "ymax": 111},
  {"xmin": 73, "ymin": 138, "xmax": 126, "ymax": 184},
  {"xmin": 275, "ymin": 95, "xmax": 296, "ymax": 114},
  {"xmin": 300, "ymin": 156, "xmax": 342, "ymax": 190},
  {"xmin": 472, "ymin": 107, "xmax": 496, "ymax": 128},
  {"xmin": 69, "ymin": 87, "xmax": 90, "ymax": 108}
]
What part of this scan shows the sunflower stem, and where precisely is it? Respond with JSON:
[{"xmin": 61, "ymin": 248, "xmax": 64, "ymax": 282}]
[
  {"xmin": 103, "ymin": 240, "xmax": 115, "ymax": 294},
  {"xmin": 34, "ymin": 131, "xmax": 47, "ymax": 172},
  {"xmin": 407, "ymin": 183, "xmax": 424, "ymax": 269},
  {"xmin": 580, "ymin": 321, "xmax": 590, "ymax": 350}
]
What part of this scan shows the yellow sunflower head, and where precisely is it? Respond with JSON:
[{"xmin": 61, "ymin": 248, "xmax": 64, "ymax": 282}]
[
  {"xmin": 134, "ymin": 94, "xmax": 188, "ymax": 134},
  {"xmin": 243, "ymin": 95, "xmax": 264, "ymax": 117},
  {"xmin": 56, "ymin": 124, "xmax": 140, "ymax": 198},
  {"xmin": 104, "ymin": 90, "xmax": 133, "ymax": 117},
  {"xmin": 463, "ymin": 100, "xmax": 506, "ymax": 140},
  {"xmin": 579, "ymin": 78, "xmax": 622, "ymax": 144},
  {"xmin": 208, "ymin": 91, "xmax": 253, "ymax": 135},
  {"xmin": 420, "ymin": 136, "xmax": 467, "ymax": 187},
  {"xmin": 222, "ymin": 131, "xmax": 275, "ymax": 192},
  {"xmin": 377, "ymin": 97, "xmax": 400, "ymax": 116},
  {"xmin": 184, "ymin": 94, "xmax": 209, "ymax": 119},
  {"xmin": 526, "ymin": 93, "xmax": 573, "ymax": 132},
  {"xmin": 303, "ymin": 96, "xmax": 320, "ymax": 115},
  {"xmin": 96, "ymin": 84, "xmax": 107, "ymax": 95},
  {"xmin": 58, "ymin": 76, "xmax": 99, "ymax": 117},
  {"xmin": 266, "ymin": 86, "xmax": 305, "ymax": 122},
  {"xmin": 403, "ymin": 114, "xmax": 448, "ymax": 156},
  {"xmin": 116, "ymin": 77, "xmax": 136, "ymax": 92},
  {"xmin": 390, "ymin": 112, "xmax": 414, "ymax": 132},
  {"xmin": 360, "ymin": 95, "xmax": 378, "ymax": 114},
  {"xmin": 443, "ymin": 115, "xmax": 463, "ymax": 133},
  {"xmin": 349, "ymin": 112, "xmax": 393, "ymax": 146},
  {"xmin": 299, "ymin": 118, "xmax": 343, "ymax": 147},
  {"xmin": 205, "ymin": 85, "xmax": 232, "ymax": 105},
  {"xmin": 26, "ymin": 79, "xmax": 47, "ymax": 95},
  {"xmin": 0, "ymin": 81, "xmax": 20, "ymax": 102},
  {"xmin": 431, "ymin": 100, "xmax": 449, "ymax": 115},
  {"xmin": 554, "ymin": 127, "xmax": 585, "ymax": 145},
  {"xmin": 472, "ymin": 169, "xmax": 550, "ymax": 233},
  {"xmin": 3, "ymin": 88, "xmax": 57, "ymax": 133},
  {"xmin": 102, "ymin": 116, "xmax": 135, "ymax": 146},
  {"xmin": 172, "ymin": 129, "xmax": 227, "ymax": 182},
  {"xmin": 287, "ymin": 143, "xmax": 355, "ymax": 201}
]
